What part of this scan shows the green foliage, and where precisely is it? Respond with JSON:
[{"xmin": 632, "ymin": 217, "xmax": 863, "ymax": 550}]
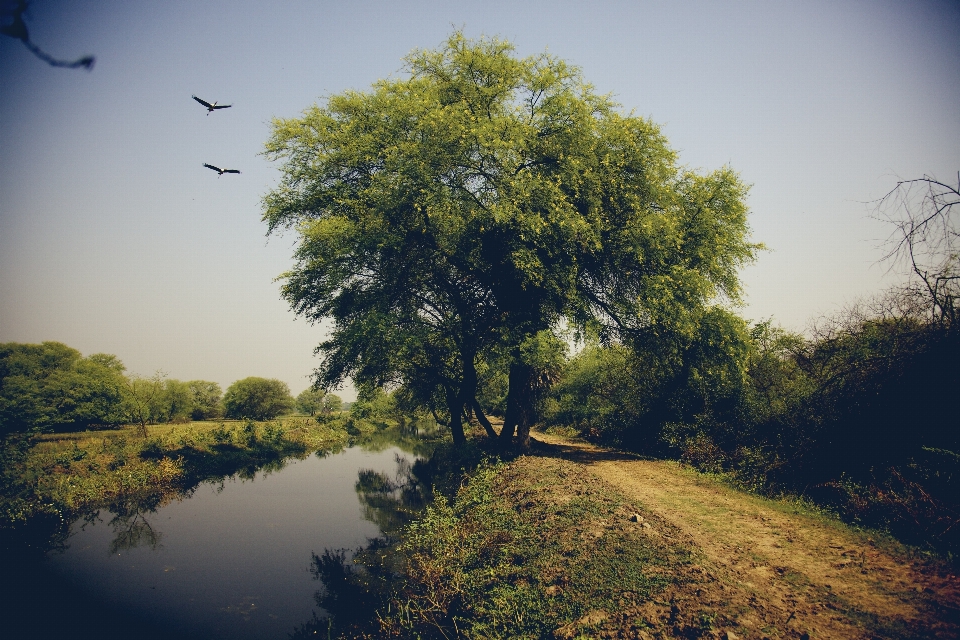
[
  {"xmin": 296, "ymin": 387, "xmax": 325, "ymax": 416},
  {"xmin": 547, "ymin": 306, "xmax": 752, "ymax": 450},
  {"xmin": 349, "ymin": 385, "xmax": 395, "ymax": 422},
  {"xmin": 311, "ymin": 456, "xmax": 687, "ymax": 638},
  {"xmin": 223, "ymin": 377, "xmax": 294, "ymax": 420},
  {"xmin": 296, "ymin": 387, "xmax": 342, "ymax": 418},
  {"xmin": 0, "ymin": 342, "xmax": 129, "ymax": 435},
  {"xmin": 188, "ymin": 380, "xmax": 223, "ymax": 420},
  {"xmin": 262, "ymin": 31, "xmax": 758, "ymax": 447},
  {"xmin": 546, "ymin": 342, "xmax": 637, "ymax": 436},
  {"xmin": 741, "ymin": 319, "xmax": 810, "ymax": 426},
  {"xmin": 163, "ymin": 379, "xmax": 193, "ymax": 423},
  {"xmin": 475, "ymin": 343, "xmax": 511, "ymax": 417}
]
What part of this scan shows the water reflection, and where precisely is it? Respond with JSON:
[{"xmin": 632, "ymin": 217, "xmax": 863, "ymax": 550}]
[
  {"xmin": 357, "ymin": 455, "xmax": 432, "ymax": 535},
  {"xmin": 3, "ymin": 421, "xmax": 442, "ymax": 640},
  {"xmin": 106, "ymin": 509, "xmax": 163, "ymax": 554},
  {"xmin": 84, "ymin": 421, "xmax": 440, "ymax": 562},
  {"xmin": 295, "ymin": 427, "xmax": 439, "ymax": 638}
]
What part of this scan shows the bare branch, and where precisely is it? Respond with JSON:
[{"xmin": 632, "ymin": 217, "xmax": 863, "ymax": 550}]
[{"xmin": 873, "ymin": 173, "xmax": 959, "ymax": 329}]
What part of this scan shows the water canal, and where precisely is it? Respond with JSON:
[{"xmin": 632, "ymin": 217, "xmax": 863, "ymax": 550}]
[{"xmin": 6, "ymin": 428, "xmax": 434, "ymax": 639}]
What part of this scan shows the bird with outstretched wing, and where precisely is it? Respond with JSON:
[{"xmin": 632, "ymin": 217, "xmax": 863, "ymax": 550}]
[
  {"xmin": 203, "ymin": 163, "xmax": 240, "ymax": 176},
  {"xmin": 193, "ymin": 95, "xmax": 232, "ymax": 114}
]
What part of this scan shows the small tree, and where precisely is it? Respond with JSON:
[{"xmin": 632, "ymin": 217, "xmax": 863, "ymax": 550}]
[
  {"xmin": 297, "ymin": 388, "xmax": 342, "ymax": 418},
  {"xmin": 321, "ymin": 393, "xmax": 342, "ymax": 416},
  {"xmin": 125, "ymin": 372, "xmax": 166, "ymax": 437},
  {"xmin": 223, "ymin": 377, "xmax": 294, "ymax": 420},
  {"xmin": 188, "ymin": 380, "xmax": 224, "ymax": 420},
  {"xmin": 296, "ymin": 388, "xmax": 326, "ymax": 416}
]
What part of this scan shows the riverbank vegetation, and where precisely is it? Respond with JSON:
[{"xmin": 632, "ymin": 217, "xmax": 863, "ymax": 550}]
[
  {"xmin": 296, "ymin": 438, "xmax": 957, "ymax": 640},
  {"xmin": 0, "ymin": 417, "xmax": 351, "ymax": 545},
  {"xmin": 300, "ymin": 454, "xmax": 697, "ymax": 639},
  {"xmin": 540, "ymin": 301, "xmax": 959, "ymax": 558}
]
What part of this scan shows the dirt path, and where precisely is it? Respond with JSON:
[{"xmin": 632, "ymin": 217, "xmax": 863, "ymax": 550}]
[{"xmin": 532, "ymin": 431, "xmax": 960, "ymax": 639}]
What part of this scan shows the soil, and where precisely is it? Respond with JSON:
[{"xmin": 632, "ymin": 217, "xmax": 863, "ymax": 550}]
[{"xmin": 529, "ymin": 430, "xmax": 960, "ymax": 639}]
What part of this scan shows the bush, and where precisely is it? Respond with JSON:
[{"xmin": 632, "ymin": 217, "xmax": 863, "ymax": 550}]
[
  {"xmin": 223, "ymin": 377, "xmax": 294, "ymax": 420},
  {"xmin": 0, "ymin": 342, "xmax": 129, "ymax": 435},
  {"xmin": 546, "ymin": 301, "xmax": 960, "ymax": 555}
]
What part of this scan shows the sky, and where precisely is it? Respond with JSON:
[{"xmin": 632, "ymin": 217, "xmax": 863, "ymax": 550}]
[{"xmin": 1, "ymin": 0, "xmax": 958, "ymax": 400}]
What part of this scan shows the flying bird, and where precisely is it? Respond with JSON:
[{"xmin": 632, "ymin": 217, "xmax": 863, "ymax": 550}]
[
  {"xmin": 192, "ymin": 95, "xmax": 232, "ymax": 114},
  {"xmin": 203, "ymin": 163, "xmax": 240, "ymax": 176}
]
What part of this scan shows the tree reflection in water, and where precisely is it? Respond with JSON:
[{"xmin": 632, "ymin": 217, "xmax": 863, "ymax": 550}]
[
  {"xmin": 294, "ymin": 422, "xmax": 441, "ymax": 639},
  {"xmin": 107, "ymin": 509, "xmax": 163, "ymax": 554},
  {"xmin": 356, "ymin": 455, "xmax": 432, "ymax": 535}
]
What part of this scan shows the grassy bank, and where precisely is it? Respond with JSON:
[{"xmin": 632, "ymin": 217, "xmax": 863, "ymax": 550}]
[
  {"xmin": 391, "ymin": 456, "xmax": 696, "ymax": 638},
  {"xmin": 299, "ymin": 432, "xmax": 960, "ymax": 639},
  {"xmin": 0, "ymin": 417, "xmax": 353, "ymax": 535},
  {"xmin": 304, "ymin": 449, "xmax": 710, "ymax": 639}
]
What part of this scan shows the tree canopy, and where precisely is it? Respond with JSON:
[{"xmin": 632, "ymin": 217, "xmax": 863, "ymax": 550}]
[
  {"xmin": 0, "ymin": 341, "xmax": 128, "ymax": 435},
  {"xmin": 224, "ymin": 377, "xmax": 294, "ymax": 420},
  {"xmin": 296, "ymin": 387, "xmax": 341, "ymax": 417},
  {"xmin": 263, "ymin": 32, "xmax": 757, "ymax": 448}
]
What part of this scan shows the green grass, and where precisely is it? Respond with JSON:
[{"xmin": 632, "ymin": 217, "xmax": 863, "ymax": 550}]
[
  {"xmin": 313, "ymin": 453, "xmax": 693, "ymax": 639},
  {"xmin": 0, "ymin": 416, "xmax": 353, "ymax": 533}
]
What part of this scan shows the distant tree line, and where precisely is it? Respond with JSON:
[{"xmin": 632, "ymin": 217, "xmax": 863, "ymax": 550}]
[{"xmin": 0, "ymin": 343, "xmax": 306, "ymax": 436}]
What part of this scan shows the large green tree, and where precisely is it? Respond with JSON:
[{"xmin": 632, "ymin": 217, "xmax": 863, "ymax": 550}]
[
  {"xmin": 223, "ymin": 377, "xmax": 294, "ymax": 420},
  {"xmin": 263, "ymin": 33, "xmax": 757, "ymax": 448},
  {"xmin": 0, "ymin": 342, "xmax": 128, "ymax": 435}
]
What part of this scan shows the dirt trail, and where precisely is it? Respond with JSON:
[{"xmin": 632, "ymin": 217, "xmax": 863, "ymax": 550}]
[{"xmin": 532, "ymin": 431, "xmax": 960, "ymax": 639}]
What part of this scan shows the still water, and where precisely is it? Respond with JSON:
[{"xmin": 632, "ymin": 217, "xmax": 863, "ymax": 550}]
[{"xmin": 39, "ymin": 443, "xmax": 420, "ymax": 639}]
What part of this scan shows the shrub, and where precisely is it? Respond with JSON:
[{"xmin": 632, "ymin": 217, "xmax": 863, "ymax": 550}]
[{"xmin": 223, "ymin": 377, "xmax": 294, "ymax": 420}]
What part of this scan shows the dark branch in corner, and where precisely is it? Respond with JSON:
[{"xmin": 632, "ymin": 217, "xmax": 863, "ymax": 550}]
[{"xmin": 1, "ymin": 1, "xmax": 95, "ymax": 70}]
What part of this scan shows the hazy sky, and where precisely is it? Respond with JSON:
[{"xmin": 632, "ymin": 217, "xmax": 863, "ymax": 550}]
[{"xmin": 1, "ymin": 0, "xmax": 958, "ymax": 399}]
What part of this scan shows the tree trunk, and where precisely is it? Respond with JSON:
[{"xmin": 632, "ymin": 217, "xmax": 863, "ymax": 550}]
[
  {"xmin": 446, "ymin": 386, "xmax": 466, "ymax": 446},
  {"xmin": 472, "ymin": 398, "xmax": 498, "ymax": 438},
  {"xmin": 454, "ymin": 346, "xmax": 491, "ymax": 440},
  {"xmin": 498, "ymin": 361, "xmax": 536, "ymax": 450}
]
